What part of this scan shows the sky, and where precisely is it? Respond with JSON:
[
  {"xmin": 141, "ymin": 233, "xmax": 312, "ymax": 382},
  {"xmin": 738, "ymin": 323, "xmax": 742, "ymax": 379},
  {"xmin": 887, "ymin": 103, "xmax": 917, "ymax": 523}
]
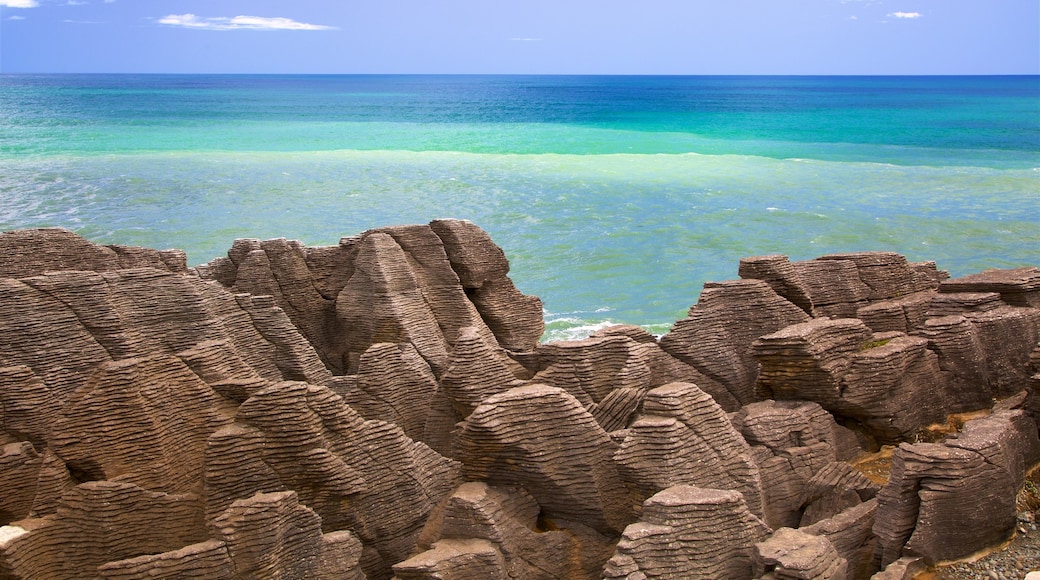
[{"xmin": 1, "ymin": 0, "xmax": 1038, "ymax": 75}]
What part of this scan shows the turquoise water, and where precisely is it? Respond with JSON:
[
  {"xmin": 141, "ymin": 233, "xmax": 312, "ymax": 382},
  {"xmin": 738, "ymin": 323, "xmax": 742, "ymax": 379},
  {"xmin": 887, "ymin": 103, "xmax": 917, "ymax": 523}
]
[{"xmin": 1, "ymin": 75, "xmax": 1038, "ymax": 340}]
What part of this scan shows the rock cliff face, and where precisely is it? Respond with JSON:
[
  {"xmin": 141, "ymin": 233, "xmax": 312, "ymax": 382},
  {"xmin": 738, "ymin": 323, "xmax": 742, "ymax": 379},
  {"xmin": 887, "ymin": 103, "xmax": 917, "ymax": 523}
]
[{"xmin": 1, "ymin": 222, "xmax": 1038, "ymax": 579}]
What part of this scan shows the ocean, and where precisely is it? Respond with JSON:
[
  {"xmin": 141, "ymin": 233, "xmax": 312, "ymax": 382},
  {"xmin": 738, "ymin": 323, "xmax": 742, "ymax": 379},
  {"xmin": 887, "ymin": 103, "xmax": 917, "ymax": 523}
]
[{"xmin": 1, "ymin": 74, "xmax": 1038, "ymax": 341}]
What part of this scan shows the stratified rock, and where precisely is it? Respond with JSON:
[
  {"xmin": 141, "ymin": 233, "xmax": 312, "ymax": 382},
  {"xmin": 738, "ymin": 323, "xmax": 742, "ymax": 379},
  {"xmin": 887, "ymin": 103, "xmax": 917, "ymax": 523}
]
[
  {"xmin": 792, "ymin": 258, "xmax": 873, "ymax": 318},
  {"xmin": 739, "ymin": 254, "xmax": 815, "ymax": 315},
  {"xmin": 335, "ymin": 232, "xmax": 438, "ymax": 372},
  {"xmin": 0, "ymin": 228, "xmax": 187, "ymax": 277},
  {"xmin": 50, "ymin": 355, "xmax": 232, "ymax": 495},
  {"xmin": 439, "ymin": 327, "xmax": 525, "ymax": 419},
  {"xmin": 453, "ymin": 385, "xmax": 635, "ymax": 535},
  {"xmin": 940, "ymin": 266, "xmax": 1040, "ymax": 307},
  {"xmin": 659, "ymin": 279, "xmax": 810, "ymax": 406},
  {"xmin": 753, "ymin": 527, "xmax": 848, "ymax": 580},
  {"xmin": 730, "ymin": 400, "xmax": 862, "ymax": 529},
  {"xmin": 0, "ymin": 481, "xmax": 207, "ymax": 579},
  {"xmin": 331, "ymin": 342, "xmax": 439, "ymax": 441},
  {"xmin": 873, "ymin": 410, "xmax": 1040, "ymax": 566},
  {"xmin": 393, "ymin": 538, "xmax": 507, "ymax": 580},
  {"xmin": 926, "ymin": 292, "xmax": 1003, "ymax": 317},
  {"xmin": 798, "ymin": 462, "xmax": 878, "ymax": 527},
  {"xmin": 592, "ymin": 325, "xmax": 741, "ymax": 412},
  {"xmin": 915, "ymin": 306, "xmax": 1040, "ymax": 413},
  {"xmin": 430, "ymin": 219, "xmax": 544, "ymax": 352},
  {"xmin": 0, "ymin": 443, "xmax": 41, "ymax": 524},
  {"xmin": 219, "ymin": 237, "xmax": 343, "ymax": 372},
  {"xmin": 401, "ymin": 482, "xmax": 610, "ymax": 580},
  {"xmin": 815, "ymin": 252, "xmax": 924, "ymax": 301},
  {"xmin": 534, "ymin": 334, "xmax": 652, "ymax": 411},
  {"xmin": 801, "ymin": 498, "xmax": 879, "ymax": 580},
  {"xmin": 602, "ymin": 485, "xmax": 770, "ymax": 580},
  {"xmin": 95, "ymin": 539, "xmax": 234, "ymax": 580},
  {"xmin": 613, "ymin": 382, "xmax": 765, "ymax": 518},
  {"xmin": 857, "ymin": 291, "xmax": 936, "ymax": 334},
  {"xmin": 222, "ymin": 382, "xmax": 460, "ymax": 578},
  {"xmin": 0, "ymin": 366, "xmax": 60, "ymax": 451},
  {"xmin": 870, "ymin": 556, "xmax": 926, "ymax": 580},
  {"xmin": 754, "ymin": 318, "xmax": 947, "ymax": 442}
]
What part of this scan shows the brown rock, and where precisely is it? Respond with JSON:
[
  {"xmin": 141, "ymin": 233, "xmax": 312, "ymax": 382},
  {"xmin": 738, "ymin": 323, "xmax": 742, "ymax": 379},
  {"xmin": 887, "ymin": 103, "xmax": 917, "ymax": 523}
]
[
  {"xmin": 754, "ymin": 319, "xmax": 948, "ymax": 442},
  {"xmin": 602, "ymin": 485, "xmax": 771, "ymax": 579},
  {"xmin": 0, "ymin": 481, "xmax": 207, "ymax": 579},
  {"xmin": 0, "ymin": 228, "xmax": 186, "ymax": 277},
  {"xmin": 916, "ymin": 306, "xmax": 1040, "ymax": 412},
  {"xmin": 659, "ymin": 279, "xmax": 811, "ymax": 406},
  {"xmin": 430, "ymin": 219, "xmax": 544, "ymax": 352},
  {"xmin": 453, "ymin": 385, "xmax": 635, "ymax": 534},
  {"xmin": 873, "ymin": 410, "xmax": 1040, "ymax": 566},
  {"xmin": 739, "ymin": 254, "xmax": 815, "ymax": 315},
  {"xmin": 331, "ymin": 342, "xmax": 439, "ymax": 441},
  {"xmin": 731, "ymin": 400, "xmax": 862, "ymax": 529},
  {"xmin": 403, "ymin": 482, "xmax": 611, "ymax": 579},
  {"xmin": 534, "ymin": 334, "xmax": 652, "ymax": 409},
  {"xmin": 614, "ymin": 382, "xmax": 765, "ymax": 518},
  {"xmin": 753, "ymin": 527, "xmax": 848, "ymax": 580},
  {"xmin": 940, "ymin": 266, "xmax": 1040, "ymax": 307}
]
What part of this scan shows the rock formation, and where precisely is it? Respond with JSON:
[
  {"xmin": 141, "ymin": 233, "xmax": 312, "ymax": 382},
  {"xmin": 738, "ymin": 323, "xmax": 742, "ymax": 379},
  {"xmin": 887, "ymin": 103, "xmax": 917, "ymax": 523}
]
[{"xmin": 1, "ymin": 223, "xmax": 1037, "ymax": 579}]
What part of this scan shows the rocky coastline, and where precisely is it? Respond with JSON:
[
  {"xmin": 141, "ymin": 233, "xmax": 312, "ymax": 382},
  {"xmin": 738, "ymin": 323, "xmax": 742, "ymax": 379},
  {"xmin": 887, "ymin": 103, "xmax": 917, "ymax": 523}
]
[{"xmin": 0, "ymin": 220, "xmax": 1038, "ymax": 579}]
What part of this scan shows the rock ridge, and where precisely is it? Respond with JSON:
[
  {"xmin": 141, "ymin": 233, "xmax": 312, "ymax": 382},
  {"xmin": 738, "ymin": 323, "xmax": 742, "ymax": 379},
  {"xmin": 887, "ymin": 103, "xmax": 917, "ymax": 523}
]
[{"xmin": 0, "ymin": 223, "xmax": 1037, "ymax": 579}]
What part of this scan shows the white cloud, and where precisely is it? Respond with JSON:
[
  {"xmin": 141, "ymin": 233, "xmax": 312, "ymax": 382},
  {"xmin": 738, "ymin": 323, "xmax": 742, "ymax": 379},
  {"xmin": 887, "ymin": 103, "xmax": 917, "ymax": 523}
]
[
  {"xmin": 158, "ymin": 13, "xmax": 336, "ymax": 31},
  {"xmin": 0, "ymin": 0, "xmax": 39, "ymax": 8},
  {"xmin": 888, "ymin": 11, "xmax": 922, "ymax": 19},
  {"xmin": 7, "ymin": 13, "xmax": 25, "ymax": 18},
  {"xmin": 511, "ymin": 37, "xmax": 543, "ymax": 42},
  {"xmin": 66, "ymin": 0, "xmax": 87, "ymax": 5}
]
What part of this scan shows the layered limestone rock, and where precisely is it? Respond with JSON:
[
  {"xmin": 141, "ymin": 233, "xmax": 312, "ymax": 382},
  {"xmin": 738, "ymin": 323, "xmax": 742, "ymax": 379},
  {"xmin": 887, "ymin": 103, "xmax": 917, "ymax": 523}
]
[
  {"xmin": 198, "ymin": 220, "xmax": 544, "ymax": 375},
  {"xmin": 613, "ymin": 382, "xmax": 765, "ymax": 518},
  {"xmin": 741, "ymin": 251, "xmax": 946, "ymax": 319},
  {"xmin": 453, "ymin": 385, "xmax": 636, "ymax": 535},
  {"xmin": 873, "ymin": 410, "xmax": 1040, "ymax": 566},
  {"xmin": 753, "ymin": 318, "xmax": 948, "ymax": 442},
  {"xmin": 730, "ymin": 400, "xmax": 863, "ymax": 529},
  {"xmin": 0, "ymin": 228, "xmax": 187, "ymax": 278},
  {"xmin": 396, "ymin": 481, "xmax": 612, "ymax": 579},
  {"xmin": 602, "ymin": 485, "xmax": 771, "ymax": 579},
  {"xmin": 753, "ymin": 527, "xmax": 848, "ymax": 580},
  {"xmin": 1, "ymin": 226, "xmax": 1037, "ymax": 579},
  {"xmin": 659, "ymin": 279, "xmax": 811, "ymax": 407}
]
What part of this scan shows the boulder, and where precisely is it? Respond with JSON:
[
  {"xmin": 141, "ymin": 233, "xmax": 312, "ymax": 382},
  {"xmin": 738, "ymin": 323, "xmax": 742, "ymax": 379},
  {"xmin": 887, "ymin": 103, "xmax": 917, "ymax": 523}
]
[
  {"xmin": 873, "ymin": 410, "xmax": 1040, "ymax": 566},
  {"xmin": 602, "ymin": 485, "xmax": 771, "ymax": 580},
  {"xmin": 453, "ymin": 385, "xmax": 636, "ymax": 535}
]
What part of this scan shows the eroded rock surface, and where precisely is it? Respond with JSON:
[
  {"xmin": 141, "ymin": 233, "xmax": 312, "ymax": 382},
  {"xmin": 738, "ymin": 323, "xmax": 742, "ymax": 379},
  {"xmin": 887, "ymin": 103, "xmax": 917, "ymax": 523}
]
[{"xmin": 0, "ymin": 226, "xmax": 1037, "ymax": 579}]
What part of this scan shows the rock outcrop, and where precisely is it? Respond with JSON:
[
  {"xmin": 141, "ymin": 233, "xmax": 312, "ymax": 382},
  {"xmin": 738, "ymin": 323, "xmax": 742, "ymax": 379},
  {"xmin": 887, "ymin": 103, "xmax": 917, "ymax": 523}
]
[{"xmin": 1, "ymin": 224, "xmax": 1037, "ymax": 579}]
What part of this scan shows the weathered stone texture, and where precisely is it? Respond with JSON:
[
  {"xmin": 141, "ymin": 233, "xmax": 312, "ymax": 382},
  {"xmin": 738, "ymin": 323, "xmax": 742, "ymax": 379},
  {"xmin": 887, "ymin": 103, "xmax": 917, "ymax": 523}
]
[
  {"xmin": 659, "ymin": 279, "xmax": 811, "ymax": 406},
  {"xmin": 603, "ymin": 485, "xmax": 770, "ymax": 579}
]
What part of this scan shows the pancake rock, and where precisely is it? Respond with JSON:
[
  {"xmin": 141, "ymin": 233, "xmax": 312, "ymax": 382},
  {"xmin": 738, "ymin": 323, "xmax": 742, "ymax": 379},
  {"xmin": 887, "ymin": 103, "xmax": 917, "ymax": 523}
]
[
  {"xmin": 396, "ymin": 482, "xmax": 611, "ymax": 579},
  {"xmin": 198, "ymin": 220, "xmax": 544, "ymax": 375},
  {"xmin": 452, "ymin": 385, "xmax": 636, "ymax": 535},
  {"xmin": 730, "ymin": 400, "xmax": 862, "ymax": 529},
  {"xmin": 753, "ymin": 318, "xmax": 948, "ymax": 442},
  {"xmin": 740, "ymin": 252, "xmax": 946, "ymax": 319},
  {"xmin": 753, "ymin": 527, "xmax": 848, "ymax": 580},
  {"xmin": 659, "ymin": 279, "xmax": 811, "ymax": 408},
  {"xmin": 1, "ymin": 225, "xmax": 1038, "ymax": 579},
  {"xmin": 613, "ymin": 382, "xmax": 765, "ymax": 518},
  {"xmin": 873, "ymin": 410, "xmax": 1040, "ymax": 566},
  {"xmin": 602, "ymin": 485, "xmax": 771, "ymax": 579}
]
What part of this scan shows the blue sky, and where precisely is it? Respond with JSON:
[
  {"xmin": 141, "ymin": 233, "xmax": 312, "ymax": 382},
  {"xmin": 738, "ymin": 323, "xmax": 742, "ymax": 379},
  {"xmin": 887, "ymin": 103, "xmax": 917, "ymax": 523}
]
[{"xmin": 1, "ymin": 0, "xmax": 1038, "ymax": 74}]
